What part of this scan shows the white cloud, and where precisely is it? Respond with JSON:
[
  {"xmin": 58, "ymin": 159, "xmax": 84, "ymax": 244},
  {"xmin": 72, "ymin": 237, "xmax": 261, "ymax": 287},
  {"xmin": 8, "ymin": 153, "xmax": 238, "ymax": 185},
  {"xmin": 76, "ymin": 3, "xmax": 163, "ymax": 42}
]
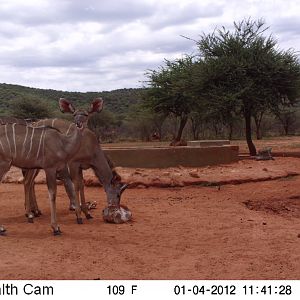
[{"xmin": 0, "ymin": 0, "xmax": 299, "ymax": 91}]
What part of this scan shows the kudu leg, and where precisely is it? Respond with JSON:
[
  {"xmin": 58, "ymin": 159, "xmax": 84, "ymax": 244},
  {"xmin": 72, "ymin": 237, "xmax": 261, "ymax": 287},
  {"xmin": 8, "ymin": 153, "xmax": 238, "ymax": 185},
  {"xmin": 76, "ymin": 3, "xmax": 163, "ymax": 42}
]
[
  {"xmin": 45, "ymin": 169, "xmax": 61, "ymax": 236},
  {"xmin": 0, "ymin": 161, "xmax": 12, "ymax": 235},
  {"xmin": 28, "ymin": 170, "xmax": 42, "ymax": 217},
  {"xmin": 30, "ymin": 181, "xmax": 42, "ymax": 217},
  {"xmin": 55, "ymin": 168, "xmax": 84, "ymax": 223},
  {"xmin": 23, "ymin": 169, "xmax": 41, "ymax": 223},
  {"xmin": 56, "ymin": 167, "xmax": 76, "ymax": 211},
  {"xmin": 68, "ymin": 164, "xmax": 89, "ymax": 221},
  {"xmin": 78, "ymin": 169, "xmax": 93, "ymax": 219}
]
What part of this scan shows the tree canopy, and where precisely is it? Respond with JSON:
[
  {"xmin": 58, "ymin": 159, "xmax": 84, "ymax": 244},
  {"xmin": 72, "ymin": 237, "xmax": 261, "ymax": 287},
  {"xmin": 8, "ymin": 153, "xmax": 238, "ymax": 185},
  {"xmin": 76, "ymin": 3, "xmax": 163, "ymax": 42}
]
[
  {"xmin": 145, "ymin": 18, "xmax": 300, "ymax": 153},
  {"xmin": 196, "ymin": 18, "xmax": 300, "ymax": 154},
  {"xmin": 145, "ymin": 56, "xmax": 200, "ymax": 143},
  {"xmin": 9, "ymin": 95, "xmax": 52, "ymax": 120}
]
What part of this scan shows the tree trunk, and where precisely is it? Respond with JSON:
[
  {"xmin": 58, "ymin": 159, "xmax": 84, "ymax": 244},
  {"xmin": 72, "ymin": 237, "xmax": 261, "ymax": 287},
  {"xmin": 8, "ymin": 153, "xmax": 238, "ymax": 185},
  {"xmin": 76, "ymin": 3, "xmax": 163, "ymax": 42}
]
[
  {"xmin": 195, "ymin": 129, "xmax": 200, "ymax": 140},
  {"xmin": 284, "ymin": 122, "xmax": 289, "ymax": 135},
  {"xmin": 254, "ymin": 119, "xmax": 262, "ymax": 140},
  {"xmin": 244, "ymin": 111, "xmax": 257, "ymax": 156},
  {"xmin": 190, "ymin": 117, "xmax": 200, "ymax": 140},
  {"xmin": 253, "ymin": 112, "xmax": 264, "ymax": 140},
  {"xmin": 157, "ymin": 126, "xmax": 163, "ymax": 141},
  {"xmin": 256, "ymin": 127, "xmax": 261, "ymax": 140},
  {"xmin": 175, "ymin": 115, "xmax": 188, "ymax": 141},
  {"xmin": 154, "ymin": 115, "xmax": 165, "ymax": 141},
  {"xmin": 213, "ymin": 123, "xmax": 219, "ymax": 137},
  {"xmin": 283, "ymin": 115, "xmax": 294, "ymax": 135},
  {"xmin": 227, "ymin": 122, "xmax": 233, "ymax": 140}
]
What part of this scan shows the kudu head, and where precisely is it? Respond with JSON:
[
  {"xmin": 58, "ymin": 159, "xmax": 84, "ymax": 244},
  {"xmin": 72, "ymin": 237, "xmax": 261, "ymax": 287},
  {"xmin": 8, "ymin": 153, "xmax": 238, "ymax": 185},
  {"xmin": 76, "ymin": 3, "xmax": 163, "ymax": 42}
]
[
  {"xmin": 59, "ymin": 98, "xmax": 104, "ymax": 129},
  {"xmin": 106, "ymin": 170, "xmax": 128, "ymax": 208}
]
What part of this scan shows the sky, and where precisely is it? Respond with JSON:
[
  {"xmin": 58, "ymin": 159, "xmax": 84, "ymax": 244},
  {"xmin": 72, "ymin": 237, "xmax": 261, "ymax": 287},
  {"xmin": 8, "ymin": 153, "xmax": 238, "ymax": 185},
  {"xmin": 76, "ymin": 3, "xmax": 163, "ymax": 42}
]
[{"xmin": 0, "ymin": 0, "xmax": 300, "ymax": 92}]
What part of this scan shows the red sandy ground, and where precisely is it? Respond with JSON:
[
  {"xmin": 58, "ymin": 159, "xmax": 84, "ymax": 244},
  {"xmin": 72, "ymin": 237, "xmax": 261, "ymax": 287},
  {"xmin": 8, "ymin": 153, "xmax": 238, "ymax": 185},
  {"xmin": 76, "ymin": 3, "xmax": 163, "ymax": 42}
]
[{"xmin": 0, "ymin": 158, "xmax": 300, "ymax": 279}]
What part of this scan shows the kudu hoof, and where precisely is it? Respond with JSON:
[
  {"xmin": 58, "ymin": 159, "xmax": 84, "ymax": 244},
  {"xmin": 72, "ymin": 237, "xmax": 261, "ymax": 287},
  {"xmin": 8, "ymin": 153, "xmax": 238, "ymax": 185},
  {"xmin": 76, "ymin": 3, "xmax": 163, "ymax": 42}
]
[
  {"xmin": 86, "ymin": 213, "xmax": 93, "ymax": 220},
  {"xmin": 27, "ymin": 218, "xmax": 34, "ymax": 223},
  {"xmin": 77, "ymin": 218, "xmax": 83, "ymax": 224},
  {"xmin": 0, "ymin": 227, "xmax": 6, "ymax": 236},
  {"xmin": 53, "ymin": 227, "xmax": 62, "ymax": 236}
]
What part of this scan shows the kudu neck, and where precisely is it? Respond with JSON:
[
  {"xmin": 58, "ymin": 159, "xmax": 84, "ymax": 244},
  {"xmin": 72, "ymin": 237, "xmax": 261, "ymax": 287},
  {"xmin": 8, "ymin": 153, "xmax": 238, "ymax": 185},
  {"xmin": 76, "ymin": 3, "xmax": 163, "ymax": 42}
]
[
  {"xmin": 63, "ymin": 125, "xmax": 83, "ymax": 157},
  {"xmin": 92, "ymin": 147, "xmax": 114, "ymax": 187}
]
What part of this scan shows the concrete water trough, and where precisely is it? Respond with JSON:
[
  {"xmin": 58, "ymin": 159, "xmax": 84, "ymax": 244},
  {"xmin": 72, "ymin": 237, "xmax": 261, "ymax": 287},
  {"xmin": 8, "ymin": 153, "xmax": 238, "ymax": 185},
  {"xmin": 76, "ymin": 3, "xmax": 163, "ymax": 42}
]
[
  {"xmin": 187, "ymin": 140, "xmax": 230, "ymax": 147},
  {"xmin": 103, "ymin": 145, "xmax": 239, "ymax": 168}
]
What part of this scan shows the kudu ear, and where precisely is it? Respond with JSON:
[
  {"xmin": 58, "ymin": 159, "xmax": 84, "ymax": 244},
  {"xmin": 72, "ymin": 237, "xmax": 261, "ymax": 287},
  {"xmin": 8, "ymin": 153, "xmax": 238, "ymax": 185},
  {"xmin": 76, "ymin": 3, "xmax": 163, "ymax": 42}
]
[
  {"xmin": 88, "ymin": 98, "xmax": 104, "ymax": 114},
  {"xmin": 59, "ymin": 98, "xmax": 75, "ymax": 114}
]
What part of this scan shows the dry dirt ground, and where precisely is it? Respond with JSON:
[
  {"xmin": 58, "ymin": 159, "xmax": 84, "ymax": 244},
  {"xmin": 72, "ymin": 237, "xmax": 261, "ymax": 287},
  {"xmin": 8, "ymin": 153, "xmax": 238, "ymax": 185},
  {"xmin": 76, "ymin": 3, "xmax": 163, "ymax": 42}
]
[{"xmin": 0, "ymin": 158, "xmax": 300, "ymax": 280}]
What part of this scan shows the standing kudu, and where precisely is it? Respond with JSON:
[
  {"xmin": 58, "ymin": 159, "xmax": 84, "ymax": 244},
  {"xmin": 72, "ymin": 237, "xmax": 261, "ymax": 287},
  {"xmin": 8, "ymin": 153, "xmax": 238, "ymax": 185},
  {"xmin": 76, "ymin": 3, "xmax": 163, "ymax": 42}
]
[
  {"xmin": 0, "ymin": 116, "xmax": 76, "ymax": 219},
  {"xmin": 0, "ymin": 98, "xmax": 102, "ymax": 235},
  {"xmin": 24, "ymin": 118, "xmax": 127, "ymax": 222}
]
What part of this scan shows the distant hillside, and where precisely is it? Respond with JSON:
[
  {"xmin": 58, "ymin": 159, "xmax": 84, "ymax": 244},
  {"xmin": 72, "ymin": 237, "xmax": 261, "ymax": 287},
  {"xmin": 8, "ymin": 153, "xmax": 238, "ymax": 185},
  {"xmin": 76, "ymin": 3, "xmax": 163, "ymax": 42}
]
[{"xmin": 0, "ymin": 83, "xmax": 146, "ymax": 116}]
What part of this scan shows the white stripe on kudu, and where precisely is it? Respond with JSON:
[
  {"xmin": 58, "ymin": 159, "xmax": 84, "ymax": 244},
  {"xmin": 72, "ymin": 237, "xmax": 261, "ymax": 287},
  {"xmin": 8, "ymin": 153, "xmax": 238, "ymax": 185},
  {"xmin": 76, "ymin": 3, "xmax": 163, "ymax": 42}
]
[
  {"xmin": 66, "ymin": 123, "xmax": 74, "ymax": 136},
  {"xmin": 4, "ymin": 124, "xmax": 12, "ymax": 156},
  {"xmin": 26, "ymin": 127, "xmax": 35, "ymax": 159},
  {"xmin": 42, "ymin": 128, "xmax": 46, "ymax": 163},
  {"xmin": 21, "ymin": 126, "xmax": 29, "ymax": 156},
  {"xmin": 0, "ymin": 138, "xmax": 5, "ymax": 152},
  {"xmin": 12, "ymin": 123, "xmax": 17, "ymax": 157},
  {"xmin": 51, "ymin": 119, "xmax": 56, "ymax": 127},
  {"xmin": 36, "ymin": 129, "xmax": 45, "ymax": 159}
]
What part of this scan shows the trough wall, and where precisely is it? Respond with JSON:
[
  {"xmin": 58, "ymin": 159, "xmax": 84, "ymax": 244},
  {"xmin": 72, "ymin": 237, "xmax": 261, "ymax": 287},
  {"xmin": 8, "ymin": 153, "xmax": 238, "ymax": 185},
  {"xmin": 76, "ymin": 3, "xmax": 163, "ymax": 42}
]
[
  {"xmin": 103, "ymin": 145, "xmax": 239, "ymax": 168},
  {"xmin": 187, "ymin": 140, "xmax": 230, "ymax": 147}
]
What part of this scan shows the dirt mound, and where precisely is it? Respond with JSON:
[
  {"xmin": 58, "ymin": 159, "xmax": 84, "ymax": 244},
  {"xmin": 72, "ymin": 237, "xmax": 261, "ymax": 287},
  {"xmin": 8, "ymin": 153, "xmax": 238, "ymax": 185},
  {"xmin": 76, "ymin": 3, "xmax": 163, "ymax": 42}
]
[
  {"xmin": 243, "ymin": 197, "xmax": 300, "ymax": 218},
  {"xmin": 5, "ymin": 157, "xmax": 300, "ymax": 189}
]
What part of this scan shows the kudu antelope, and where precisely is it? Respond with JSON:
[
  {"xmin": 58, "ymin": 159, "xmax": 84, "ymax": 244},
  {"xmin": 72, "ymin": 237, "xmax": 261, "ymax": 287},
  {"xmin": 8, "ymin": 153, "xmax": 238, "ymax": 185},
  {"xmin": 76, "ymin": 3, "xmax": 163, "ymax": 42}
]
[
  {"xmin": 24, "ymin": 118, "xmax": 127, "ymax": 223},
  {"xmin": 0, "ymin": 98, "xmax": 102, "ymax": 235},
  {"xmin": 0, "ymin": 117, "xmax": 76, "ymax": 218}
]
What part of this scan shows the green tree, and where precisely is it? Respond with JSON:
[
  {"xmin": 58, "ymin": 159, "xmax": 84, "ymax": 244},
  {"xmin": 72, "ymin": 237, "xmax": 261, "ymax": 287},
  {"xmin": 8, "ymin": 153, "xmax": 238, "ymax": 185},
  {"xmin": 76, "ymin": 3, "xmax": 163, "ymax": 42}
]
[
  {"xmin": 196, "ymin": 18, "xmax": 300, "ymax": 155},
  {"xmin": 9, "ymin": 95, "xmax": 53, "ymax": 120},
  {"xmin": 88, "ymin": 109, "xmax": 118, "ymax": 142},
  {"xmin": 124, "ymin": 103, "xmax": 167, "ymax": 141},
  {"xmin": 273, "ymin": 105, "xmax": 297, "ymax": 135},
  {"xmin": 145, "ymin": 56, "xmax": 199, "ymax": 144}
]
